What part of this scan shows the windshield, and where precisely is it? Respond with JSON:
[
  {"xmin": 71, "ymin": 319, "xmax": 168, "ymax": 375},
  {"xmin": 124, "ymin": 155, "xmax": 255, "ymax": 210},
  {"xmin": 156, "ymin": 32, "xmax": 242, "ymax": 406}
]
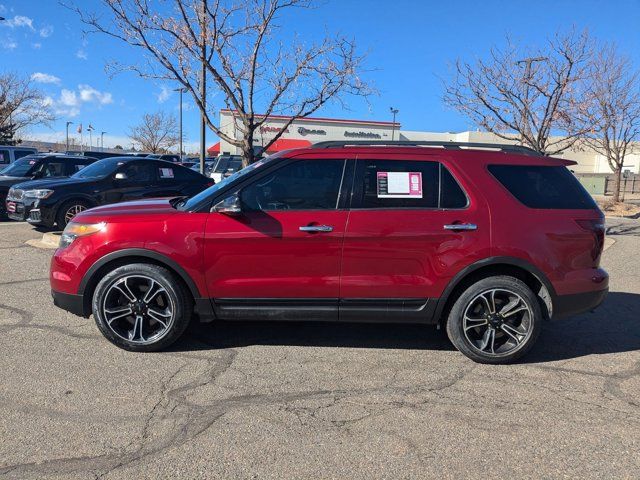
[
  {"xmin": 0, "ymin": 156, "xmax": 40, "ymax": 177},
  {"xmin": 178, "ymin": 157, "xmax": 271, "ymax": 211},
  {"xmin": 72, "ymin": 157, "xmax": 128, "ymax": 179}
]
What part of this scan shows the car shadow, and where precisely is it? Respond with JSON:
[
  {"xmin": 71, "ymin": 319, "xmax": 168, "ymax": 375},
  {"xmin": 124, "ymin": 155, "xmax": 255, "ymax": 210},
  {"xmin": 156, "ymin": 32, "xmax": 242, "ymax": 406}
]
[{"xmin": 171, "ymin": 292, "xmax": 640, "ymax": 363}]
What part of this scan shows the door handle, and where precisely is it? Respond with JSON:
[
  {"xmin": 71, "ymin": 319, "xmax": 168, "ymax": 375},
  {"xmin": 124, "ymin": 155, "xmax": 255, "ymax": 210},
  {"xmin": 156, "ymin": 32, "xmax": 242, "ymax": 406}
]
[
  {"xmin": 299, "ymin": 225, "xmax": 334, "ymax": 233},
  {"xmin": 443, "ymin": 223, "xmax": 478, "ymax": 231}
]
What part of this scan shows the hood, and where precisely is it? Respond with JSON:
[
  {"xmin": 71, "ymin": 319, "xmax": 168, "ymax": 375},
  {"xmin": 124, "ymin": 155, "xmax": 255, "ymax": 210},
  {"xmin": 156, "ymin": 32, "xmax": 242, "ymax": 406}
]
[
  {"xmin": 0, "ymin": 175, "xmax": 29, "ymax": 188},
  {"xmin": 9, "ymin": 176, "xmax": 84, "ymax": 190},
  {"xmin": 76, "ymin": 198, "xmax": 178, "ymax": 221}
]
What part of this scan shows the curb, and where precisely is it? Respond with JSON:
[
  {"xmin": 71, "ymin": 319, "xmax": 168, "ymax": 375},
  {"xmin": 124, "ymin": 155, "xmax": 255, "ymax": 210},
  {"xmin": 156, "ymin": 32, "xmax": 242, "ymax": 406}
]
[{"xmin": 26, "ymin": 231, "xmax": 61, "ymax": 250}]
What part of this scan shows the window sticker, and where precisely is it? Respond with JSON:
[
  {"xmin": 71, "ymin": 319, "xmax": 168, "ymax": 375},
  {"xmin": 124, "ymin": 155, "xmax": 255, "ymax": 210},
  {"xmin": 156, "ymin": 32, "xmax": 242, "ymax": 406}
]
[
  {"xmin": 377, "ymin": 171, "xmax": 422, "ymax": 198},
  {"xmin": 159, "ymin": 168, "xmax": 174, "ymax": 178}
]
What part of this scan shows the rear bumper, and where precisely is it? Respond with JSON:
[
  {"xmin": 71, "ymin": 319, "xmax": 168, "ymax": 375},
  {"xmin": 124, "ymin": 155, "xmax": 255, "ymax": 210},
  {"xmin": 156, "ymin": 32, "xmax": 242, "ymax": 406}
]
[
  {"xmin": 553, "ymin": 288, "xmax": 608, "ymax": 319},
  {"xmin": 51, "ymin": 289, "xmax": 88, "ymax": 317}
]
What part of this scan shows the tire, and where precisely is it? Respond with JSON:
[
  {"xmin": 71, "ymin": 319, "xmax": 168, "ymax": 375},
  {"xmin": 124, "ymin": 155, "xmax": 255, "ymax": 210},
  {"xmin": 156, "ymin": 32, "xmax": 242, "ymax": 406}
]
[
  {"xmin": 55, "ymin": 199, "xmax": 92, "ymax": 228},
  {"xmin": 446, "ymin": 276, "xmax": 542, "ymax": 364},
  {"xmin": 92, "ymin": 263, "xmax": 193, "ymax": 352}
]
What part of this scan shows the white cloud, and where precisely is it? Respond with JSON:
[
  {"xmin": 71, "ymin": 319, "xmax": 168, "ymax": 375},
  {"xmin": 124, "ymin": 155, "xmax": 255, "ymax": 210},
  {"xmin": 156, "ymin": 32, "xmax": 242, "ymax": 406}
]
[
  {"xmin": 78, "ymin": 84, "xmax": 113, "ymax": 105},
  {"xmin": 0, "ymin": 4, "xmax": 6, "ymax": 14},
  {"xmin": 60, "ymin": 89, "xmax": 79, "ymax": 107},
  {"xmin": 39, "ymin": 25, "xmax": 53, "ymax": 38},
  {"xmin": 1, "ymin": 38, "xmax": 17, "ymax": 50},
  {"xmin": 31, "ymin": 72, "xmax": 61, "ymax": 84},
  {"xmin": 156, "ymin": 85, "xmax": 172, "ymax": 103},
  {"xmin": 32, "ymin": 42, "xmax": 41, "ymax": 49},
  {"xmin": 76, "ymin": 48, "xmax": 87, "ymax": 60},
  {"xmin": 4, "ymin": 15, "xmax": 34, "ymax": 30}
]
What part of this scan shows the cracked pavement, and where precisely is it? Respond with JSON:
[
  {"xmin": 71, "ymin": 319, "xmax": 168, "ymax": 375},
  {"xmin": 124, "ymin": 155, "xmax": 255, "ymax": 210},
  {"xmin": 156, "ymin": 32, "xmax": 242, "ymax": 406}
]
[{"xmin": 0, "ymin": 219, "xmax": 639, "ymax": 479}]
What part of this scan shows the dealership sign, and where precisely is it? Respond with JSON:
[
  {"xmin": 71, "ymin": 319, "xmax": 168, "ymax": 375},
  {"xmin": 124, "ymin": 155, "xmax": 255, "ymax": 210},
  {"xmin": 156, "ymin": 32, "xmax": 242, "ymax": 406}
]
[
  {"xmin": 344, "ymin": 130, "xmax": 381, "ymax": 139},
  {"xmin": 298, "ymin": 126, "xmax": 326, "ymax": 136},
  {"xmin": 260, "ymin": 125, "xmax": 289, "ymax": 133}
]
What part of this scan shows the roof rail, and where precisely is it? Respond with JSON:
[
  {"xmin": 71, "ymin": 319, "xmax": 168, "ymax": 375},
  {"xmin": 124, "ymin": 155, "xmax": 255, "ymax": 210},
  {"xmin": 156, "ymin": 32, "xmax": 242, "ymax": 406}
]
[{"xmin": 310, "ymin": 140, "xmax": 543, "ymax": 156}]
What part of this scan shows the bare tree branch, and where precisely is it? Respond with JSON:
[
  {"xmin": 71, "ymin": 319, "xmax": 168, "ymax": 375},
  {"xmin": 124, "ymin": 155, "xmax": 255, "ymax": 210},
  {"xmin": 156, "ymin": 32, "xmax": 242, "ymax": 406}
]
[
  {"xmin": 128, "ymin": 111, "xmax": 180, "ymax": 153},
  {"xmin": 442, "ymin": 29, "xmax": 593, "ymax": 155},
  {"xmin": 67, "ymin": 0, "xmax": 374, "ymax": 165}
]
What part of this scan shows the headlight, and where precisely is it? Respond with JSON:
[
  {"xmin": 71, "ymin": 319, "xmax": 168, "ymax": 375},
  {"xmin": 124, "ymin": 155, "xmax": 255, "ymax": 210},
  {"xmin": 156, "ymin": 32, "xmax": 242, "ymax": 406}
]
[
  {"xmin": 23, "ymin": 189, "xmax": 54, "ymax": 199},
  {"xmin": 59, "ymin": 222, "xmax": 107, "ymax": 249}
]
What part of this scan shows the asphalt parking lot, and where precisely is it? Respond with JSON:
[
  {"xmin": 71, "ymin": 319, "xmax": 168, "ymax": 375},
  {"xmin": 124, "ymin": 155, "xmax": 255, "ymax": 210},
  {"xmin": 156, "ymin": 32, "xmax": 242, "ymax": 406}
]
[{"xmin": 0, "ymin": 219, "xmax": 639, "ymax": 479}]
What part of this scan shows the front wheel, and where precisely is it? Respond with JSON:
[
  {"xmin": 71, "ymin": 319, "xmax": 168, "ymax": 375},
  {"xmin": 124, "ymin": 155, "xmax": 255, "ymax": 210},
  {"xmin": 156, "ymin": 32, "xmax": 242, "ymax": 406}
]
[
  {"xmin": 56, "ymin": 199, "xmax": 92, "ymax": 228},
  {"xmin": 92, "ymin": 263, "xmax": 192, "ymax": 352},
  {"xmin": 446, "ymin": 276, "xmax": 542, "ymax": 364}
]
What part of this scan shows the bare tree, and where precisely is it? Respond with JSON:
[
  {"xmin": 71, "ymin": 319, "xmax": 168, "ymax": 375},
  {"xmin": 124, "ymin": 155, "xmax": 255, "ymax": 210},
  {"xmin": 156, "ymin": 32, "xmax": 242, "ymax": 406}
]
[
  {"xmin": 577, "ymin": 45, "xmax": 640, "ymax": 203},
  {"xmin": 70, "ymin": 0, "xmax": 373, "ymax": 165},
  {"xmin": 129, "ymin": 111, "xmax": 180, "ymax": 153},
  {"xmin": 443, "ymin": 30, "xmax": 593, "ymax": 155},
  {"xmin": 0, "ymin": 72, "xmax": 56, "ymax": 144}
]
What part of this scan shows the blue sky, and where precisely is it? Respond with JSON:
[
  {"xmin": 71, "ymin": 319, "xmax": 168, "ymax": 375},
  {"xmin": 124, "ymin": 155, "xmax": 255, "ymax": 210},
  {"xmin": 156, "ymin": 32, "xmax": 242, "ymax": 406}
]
[{"xmin": 2, "ymin": 0, "xmax": 640, "ymax": 151}]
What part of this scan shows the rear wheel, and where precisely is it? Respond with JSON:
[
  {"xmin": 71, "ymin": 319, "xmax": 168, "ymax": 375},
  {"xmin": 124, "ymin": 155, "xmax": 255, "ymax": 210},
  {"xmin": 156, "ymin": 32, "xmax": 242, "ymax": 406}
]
[
  {"xmin": 92, "ymin": 263, "xmax": 192, "ymax": 352},
  {"xmin": 56, "ymin": 199, "xmax": 92, "ymax": 228},
  {"xmin": 446, "ymin": 276, "xmax": 542, "ymax": 364}
]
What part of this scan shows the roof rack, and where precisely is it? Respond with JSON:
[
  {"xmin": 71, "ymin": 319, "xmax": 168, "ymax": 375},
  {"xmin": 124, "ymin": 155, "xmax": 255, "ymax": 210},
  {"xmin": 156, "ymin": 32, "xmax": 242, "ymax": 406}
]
[{"xmin": 310, "ymin": 140, "xmax": 543, "ymax": 156}]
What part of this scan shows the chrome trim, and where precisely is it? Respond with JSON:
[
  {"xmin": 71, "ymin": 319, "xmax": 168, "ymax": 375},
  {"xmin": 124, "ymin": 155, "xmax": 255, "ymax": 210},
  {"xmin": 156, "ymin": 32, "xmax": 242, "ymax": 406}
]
[
  {"xmin": 444, "ymin": 223, "xmax": 477, "ymax": 231},
  {"xmin": 299, "ymin": 225, "xmax": 333, "ymax": 232}
]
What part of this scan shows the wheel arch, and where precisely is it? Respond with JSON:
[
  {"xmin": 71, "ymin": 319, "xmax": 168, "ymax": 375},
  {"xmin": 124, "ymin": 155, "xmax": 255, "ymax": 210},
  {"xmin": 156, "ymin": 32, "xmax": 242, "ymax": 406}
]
[
  {"xmin": 78, "ymin": 248, "xmax": 201, "ymax": 316},
  {"xmin": 53, "ymin": 195, "xmax": 99, "ymax": 222},
  {"xmin": 434, "ymin": 257, "xmax": 555, "ymax": 324}
]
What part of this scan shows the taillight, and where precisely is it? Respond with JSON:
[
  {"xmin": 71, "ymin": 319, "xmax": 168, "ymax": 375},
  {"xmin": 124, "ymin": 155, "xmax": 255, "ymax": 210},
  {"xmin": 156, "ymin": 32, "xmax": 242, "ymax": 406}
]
[{"xmin": 575, "ymin": 219, "xmax": 605, "ymax": 262}]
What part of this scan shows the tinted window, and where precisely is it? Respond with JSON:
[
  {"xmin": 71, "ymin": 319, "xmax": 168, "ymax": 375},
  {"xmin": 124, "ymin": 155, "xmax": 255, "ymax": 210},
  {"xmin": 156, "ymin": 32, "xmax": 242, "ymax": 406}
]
[
  {"xmin": 440, "ymin": 166, "xmax": 468, "ymax": 208},
  {"xmin": 0, "ymin": 149, "xmax": 9, "ymax": 165},
  {"xmin": 489, "ymin": 165, "xmax": 597, "ymax": 209},
  {"xmin": 120, "ymin": 162, "xmax": 157, "ymax": 183},
  {"xmin": 68, "ymin": 158, "xmax": 91, "ymax": 174},
  {"xmin": 15, "ymin": 150, "xmax": 34, "ymax": 160},
  {"xmin": 73, "ymin": 158, "xmax": 129, "ymax": 179},
  {"xmin": 173, "ymin": 165, "xmax": 203, "ymax": 181},
  {"xmin": 37, "ymin": 160, "xmax": 66, "ymax": 177},
  {"xmin": 241, "ymin": 159, "xmax": 345, "ymax": 211}
]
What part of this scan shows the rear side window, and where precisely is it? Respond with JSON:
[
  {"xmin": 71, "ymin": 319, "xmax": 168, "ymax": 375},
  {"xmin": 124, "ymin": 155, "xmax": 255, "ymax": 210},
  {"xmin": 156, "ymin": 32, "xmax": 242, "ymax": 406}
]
[
  {"xmin": 353, "ymin": 160, "xmax": 467, "ymax": 209},
  {"xmin": 0, "ymin": 149, "xmax": 9, "ymax": 165},
  {"xmin": 489, "ymin": 165, "xmax": 596, "ymax": 209}
]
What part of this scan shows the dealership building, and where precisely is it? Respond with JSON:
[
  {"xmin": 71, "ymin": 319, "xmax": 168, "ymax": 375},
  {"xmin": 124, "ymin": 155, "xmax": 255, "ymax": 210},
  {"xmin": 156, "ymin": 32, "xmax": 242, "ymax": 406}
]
[{"xmin": 208, "ymin": 109, "xmax": 640, "ymax": 178}]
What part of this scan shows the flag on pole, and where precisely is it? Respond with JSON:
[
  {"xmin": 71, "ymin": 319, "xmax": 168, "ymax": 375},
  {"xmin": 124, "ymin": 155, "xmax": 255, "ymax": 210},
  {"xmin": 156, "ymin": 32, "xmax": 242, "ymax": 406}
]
[
  {"xmin": 77, "ymin": 123, "xmax": 82, "ymax": 134},
  {"xmin": 87, "ymin": 124, "xmax": 94, "ymax": 131}
]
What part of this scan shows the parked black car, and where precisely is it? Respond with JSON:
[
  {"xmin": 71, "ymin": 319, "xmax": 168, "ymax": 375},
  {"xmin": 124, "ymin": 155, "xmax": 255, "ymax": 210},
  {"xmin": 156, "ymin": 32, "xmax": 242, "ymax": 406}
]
[
  {"xmin": 6, "ymin": 157, "xmax": 213, "ymax": 228},
  {"xmin": 66, "ymin": 150, "xmax": 136, "ymax": 160},
  {"xmin": 1, "ymin": 154, "xmax": 97, "ymax": 218}
]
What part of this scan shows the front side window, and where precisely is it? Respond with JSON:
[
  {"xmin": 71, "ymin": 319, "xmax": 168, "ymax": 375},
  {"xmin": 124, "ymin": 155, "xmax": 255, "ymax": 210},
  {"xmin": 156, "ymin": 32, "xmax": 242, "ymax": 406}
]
[
  {"xmin": 120, "ymin": 162, "xmax": 157, "ymax": 183},
  {"xmin": 240, "ymin": 159, "xmax": 345, "ymax": 211},
  {"xmin": 37, "ymin": 160, "xmax": 66, "ymax": 177},
  {"xmin": 352, "ymin": 159, "xmax": 467, "ymax": 209}
]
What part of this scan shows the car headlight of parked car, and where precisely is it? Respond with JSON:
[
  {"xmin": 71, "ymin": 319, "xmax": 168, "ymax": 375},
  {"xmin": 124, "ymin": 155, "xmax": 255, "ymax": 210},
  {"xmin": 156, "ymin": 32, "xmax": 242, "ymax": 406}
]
[
  {"xmin": 59, "ymin": 222, "xmax": 107, "ymax": 249},
  {"xmin": 23, "ymin": 189, "xmax": 54, "ymax": 199}
]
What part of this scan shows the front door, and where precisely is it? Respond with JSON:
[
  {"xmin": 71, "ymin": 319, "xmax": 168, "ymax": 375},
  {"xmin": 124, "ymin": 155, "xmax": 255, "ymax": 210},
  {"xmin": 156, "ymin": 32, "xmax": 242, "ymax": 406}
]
[
  {"xmin": 203, "ymin": 158, "xmax": 349, "ymax": 320},
  {"xmin": 340, "ymin": 155, "xmax": 490, "ymax": 322}
]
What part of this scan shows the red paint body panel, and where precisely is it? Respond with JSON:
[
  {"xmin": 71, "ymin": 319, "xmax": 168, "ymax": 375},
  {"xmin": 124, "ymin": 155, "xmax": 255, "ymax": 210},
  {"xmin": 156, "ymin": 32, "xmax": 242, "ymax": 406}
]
[
  {"xmin": 50, "ymin": 146, "xmax": 608, "ymax": 321},
  {"xmin": 203, "ymin": 210, "xmax": 348, "ymax": 298}
]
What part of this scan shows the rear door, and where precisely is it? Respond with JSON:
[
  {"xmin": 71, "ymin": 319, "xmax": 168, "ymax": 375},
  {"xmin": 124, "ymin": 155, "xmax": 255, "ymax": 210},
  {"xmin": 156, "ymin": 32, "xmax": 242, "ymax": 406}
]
[{"xmin": 340, "ymin": 155, "xmax": 490, "ymax": 321}]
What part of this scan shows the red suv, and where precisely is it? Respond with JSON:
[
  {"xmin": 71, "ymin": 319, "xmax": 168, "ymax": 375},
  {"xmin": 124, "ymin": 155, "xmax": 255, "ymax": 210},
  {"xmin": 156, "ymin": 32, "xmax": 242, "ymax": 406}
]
[{"xmin": 49, "ymin": 141, "xmax": 608, "ymax": 363}]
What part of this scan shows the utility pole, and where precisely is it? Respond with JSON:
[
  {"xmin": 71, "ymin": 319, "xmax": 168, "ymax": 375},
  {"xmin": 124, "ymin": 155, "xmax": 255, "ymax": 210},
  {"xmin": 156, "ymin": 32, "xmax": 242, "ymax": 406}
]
[
  {"xmin": 389, "ymin": 107, "xmax": 399, "ymax": 141},
  {"xmin": 87, "ymin": 124, "xmax": 94, "ymax": 150},
  {"xmin": 174, "ymin": 87, "xmax": 186, "ymax": 160},
  {"xmin": 65, "ymin": 121, "xmax": 73, "ymax": 152},
  {"xmin": 199, "ymin": 0, "xmax": 207, "ymax": 175},
  {"xmin": 101, "ymin": 131, "xmax": 106, "ymax": 151},
  {"xmin": 516, "ymin": 57, "xmax": 547, "ymax": 146}
]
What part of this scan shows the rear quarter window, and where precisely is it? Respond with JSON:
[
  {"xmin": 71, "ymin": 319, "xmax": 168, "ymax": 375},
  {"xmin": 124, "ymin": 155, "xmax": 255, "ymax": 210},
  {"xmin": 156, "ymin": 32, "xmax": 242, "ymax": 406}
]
[{"xmin": 489, "ymin": 165, "xmax": 596, "ymax": 209}]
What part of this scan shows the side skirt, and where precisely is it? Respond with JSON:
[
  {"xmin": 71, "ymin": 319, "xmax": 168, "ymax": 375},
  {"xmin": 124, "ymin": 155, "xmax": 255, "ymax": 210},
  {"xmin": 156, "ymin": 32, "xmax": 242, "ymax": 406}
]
[{"xmin": 212, "ymin": 298, "xmax": 438, "ymax": 324}]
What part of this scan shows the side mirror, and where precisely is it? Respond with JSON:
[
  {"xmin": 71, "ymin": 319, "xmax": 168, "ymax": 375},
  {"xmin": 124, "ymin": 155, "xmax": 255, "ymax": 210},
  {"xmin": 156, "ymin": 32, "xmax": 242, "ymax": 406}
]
[
  {"xmin": 114, "ymin": 172, "xmax": 128, "ymax": 181},
  {"xmin": 32, "ymin": 171, "xmax": 43, "ymax": 179},
  {"xmin": 212, "ymin": 194, "xmax": 242, "ymax": 215}
]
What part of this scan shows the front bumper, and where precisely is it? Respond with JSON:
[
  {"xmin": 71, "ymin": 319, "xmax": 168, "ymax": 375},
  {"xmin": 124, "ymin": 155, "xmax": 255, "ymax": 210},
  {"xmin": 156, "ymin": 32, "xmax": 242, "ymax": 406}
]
[
  {"xmin": 553, "ymin": 288, "xmax": 608, "ymax": 319},
  {"xmin": 51, "ymin": 289, "xmax": 88, "ymax": 317},
  {"xmin": 7, "ymin": 198, "xmax": 54, "ymax": 226}
]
